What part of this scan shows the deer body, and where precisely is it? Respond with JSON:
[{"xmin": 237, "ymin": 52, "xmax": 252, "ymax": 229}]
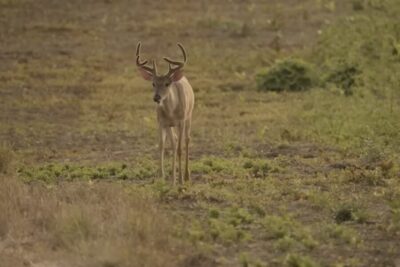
[
  {"xmin": 136, "ymin": 43, "xmax": 194, "ymax": 184},
  {"xmin": 157, "ymin": 77, "xmax": 194, "ymax": 127}
]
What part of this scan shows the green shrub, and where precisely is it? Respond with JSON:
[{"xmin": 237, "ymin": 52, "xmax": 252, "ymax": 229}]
[
  {"xmin": 325, "ymin": 62, "xmax": 361, "ymax": 95},
  {"xmin": 334, "ymin": 204, "xmax": 373, "ymax": 225},
  {"xmin": 334, "ymin": 207, "xmax": 355, "ymax": 223},
  {"xmin": 352, "ymin": 0, "xmax": 364, "ymax": 11},
  {"xmin": 256, "ymin": 59, "xmax": 318, "ymax": 92}
]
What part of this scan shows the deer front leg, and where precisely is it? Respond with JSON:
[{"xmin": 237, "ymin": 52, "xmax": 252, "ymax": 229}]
[
  {"xmin": 185, "ymin": 119, "xmax": 191, "ymax": 182},
  {"xmin": 159, "ymin": 127, "xmax": 167, "ymax": 180},
  {"xmin": 167, "ymin": 127, "xmax": 177, "ymax": 185},
  {"xmin": 177, "ymin": 121, "xmax": 185, "ymax": 184}
]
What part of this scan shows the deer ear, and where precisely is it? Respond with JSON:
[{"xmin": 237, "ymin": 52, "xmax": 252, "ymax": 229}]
[
  {"xmin": 171, "ymin": 70, "xmax": 183, "ymax": 82},
  {"xmin": 138, "ymin": 68, "xmax": 153, "ymax": 81}
]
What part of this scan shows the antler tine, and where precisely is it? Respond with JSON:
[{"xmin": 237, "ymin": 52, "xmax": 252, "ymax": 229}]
[
  {"xmin": 177, "ymin": 43, "xmax": 187, "ymax": 63},
  {"xmin": 137, "ymin": 56, "xmax": 154, "ymax": 74},
  {"xmin": 135, "ymin": 42, "xmax": 141, "ymax": 57},
  {"xmin": 136, "ymin": 42, "xmax": 156, "ymax": 74},
  {"xmin": 164, "ymin": 43, "xmax": 187, "ymax": 77},
  {"xmin": 152, "ymin": 59, "xmax": 158, "ymax": 76},
  {"xmin": 136, "ymin": 55, "xmax": 148, "ymax": 67},
  {"xmin": 136, "ymin": 42, "xmax": 147, "ymax": 65}
]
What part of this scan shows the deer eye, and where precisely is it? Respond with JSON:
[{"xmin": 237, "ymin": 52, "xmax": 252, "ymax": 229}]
[
  {"xmin": 152, "ymin": 82, "xmax": 155, "ymax": 87},
  {"xmin": 165, "ymin": 82, "xmax": 170, "ymax": 87}
]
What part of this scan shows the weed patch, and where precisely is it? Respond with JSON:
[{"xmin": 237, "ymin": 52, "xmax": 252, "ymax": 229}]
[
  {"xmin": 334, "ymin": 205, "xmax": 370, "ymax": 224},
  {"xmin": 261, "ymin": 215, "xmax": 317, "ymax": 250},
  {"xmin": 324, "ymin": 62, "xmax": 361, "ymax": 95},
  {"xmin": 323, "ymin": 224, "xmax": 360, "ymax": 245},
  {"xmin": 18, "ymin": 161, "xmax": 157, "ymax": 183},
  {"xmin": 256, "ymin": 59, "xmax": 318, "ymax": 92}
]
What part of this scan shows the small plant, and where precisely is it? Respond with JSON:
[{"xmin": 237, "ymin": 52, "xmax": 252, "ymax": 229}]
[
  {"xmin": 324, "ymin": 224, "xmax": 360, "ymax": 245},
  {"xmin": 284, "ymin": 254, "xmax": 319, "ymax": 267},
  {"xmin": 335, "ymin": 207, "xmax": 354, "ymax": 223},
  {"xmin": 256, "ymin": 59, "xmax": 318, "ymax": 92},
  {"xmin": 325, "ymin": 63, "xmax": 361, "ymax": 95},
  {"xmin": 239, "ymin": 252, "xmax": 251, "ymax": 267},
  {"xmin": 208, "ymin": 208, "xmax": 220, "ymax": 219},
  {"xmin": 228, "ymin": 207, "xmax": 254, "ymax": 225},
  {"xmin": 243, "ymin": 159, "xmax": 271, "ymax": 178},
  {"xmin": 334, "ymin": 205, "xmax": 371, "ymax": 224},
  {"xmin": 209, "ymin": 218, "xmax": 251, "ymax": 244},
  {"xmin": 204, "ymin": 207, "xmax": 254, "ymax": 244},
  {"xmin": 261, "ymin": 215, "xmax": 317, "ymax": 249},
  {"xmin": 187, "ymin": 222, "xmax": 206, "ymax": 243},
  {"xmin": 239, "ymin": 253, "xmax": 265, "ymax": 267},
  {"xmin": 352, "ymin": 0, "xmax": 365, "ymax": 11},
  {"xmin": 275, "ymin": 236, "xmax": 297, "ymax": 251}
]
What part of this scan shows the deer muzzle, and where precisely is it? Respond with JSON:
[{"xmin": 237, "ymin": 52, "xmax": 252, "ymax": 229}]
[{"xmin": 153, "ymin": 94, "xmax": 161, "ymax": 103}]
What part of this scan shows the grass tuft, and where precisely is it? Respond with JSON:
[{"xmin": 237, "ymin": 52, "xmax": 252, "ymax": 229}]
[{"xmin": 284, "ymin": 254, "xmax": 319, "ymax": 267}]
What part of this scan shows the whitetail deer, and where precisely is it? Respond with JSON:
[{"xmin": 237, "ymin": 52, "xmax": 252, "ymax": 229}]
[{"xmin": 136, "ymin": 42, "xmax": 194, "ymax": 185}]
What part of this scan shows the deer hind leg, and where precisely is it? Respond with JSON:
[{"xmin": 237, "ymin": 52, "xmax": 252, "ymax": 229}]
[
  {"xmin": 159, "ymin": 127, "xmax": 167, "ymax": 180},
  {"xmin": 177, "ymin": 121, "xmax": 185, "ymax": 184},
  {"xmin": 184, "ymin": 119, "xmax": 191, "ymax": 182},
  {"xmin": 167, "ymin": 127, "xmax": 177, "ymax": 185}
]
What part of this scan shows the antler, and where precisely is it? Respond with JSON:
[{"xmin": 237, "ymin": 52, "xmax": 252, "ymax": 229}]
[
  {"xmin": 164, "ymin": 43, "xmax": 187, "ymax": 77},
  {"xmin": 136, "ymin": 42, "xmax": 157, "ymax": 75}
]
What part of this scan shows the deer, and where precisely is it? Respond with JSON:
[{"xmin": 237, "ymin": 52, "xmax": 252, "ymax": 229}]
[{"xmin": 135, "ymin": 42, "xmax": 195, "ymax": 185}]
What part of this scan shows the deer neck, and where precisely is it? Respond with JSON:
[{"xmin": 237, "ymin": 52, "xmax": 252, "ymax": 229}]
[{"xmin": 157, "ymin": 84, "xmax": 176, "ymax": 114}]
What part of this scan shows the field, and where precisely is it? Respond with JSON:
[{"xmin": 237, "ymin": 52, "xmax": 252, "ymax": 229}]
[{"xmin": 1, "ymin": 0, "xmax": 400, "ymax": 266}]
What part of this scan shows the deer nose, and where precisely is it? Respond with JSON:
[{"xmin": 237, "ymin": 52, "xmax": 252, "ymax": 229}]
[{"xmin": 153, "ymin": 94, "xmax": 161, "ymax": 103}]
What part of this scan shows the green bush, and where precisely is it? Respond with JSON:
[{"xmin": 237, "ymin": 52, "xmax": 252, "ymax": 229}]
[
  {"xmin": 256, "ymin": 59, "xmax": 318, "ymax": 92},
  {"xmin": 325, "ymin": 62, "xmax": 361, "ymax": 95}
]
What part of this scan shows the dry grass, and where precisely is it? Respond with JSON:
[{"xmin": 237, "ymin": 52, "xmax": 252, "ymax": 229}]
[
  {"xmin": 0, "ymin": 144, "xmax": 13, "ymax": 174},
  {"xmin": 0, "ymin": 175, "xmax": 191, "ymax": 267}
]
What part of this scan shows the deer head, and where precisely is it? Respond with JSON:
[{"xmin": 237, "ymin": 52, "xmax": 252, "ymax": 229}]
[{"xmin": 136, "ymin": 42, "xmax": 187, "ymax": 104}]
